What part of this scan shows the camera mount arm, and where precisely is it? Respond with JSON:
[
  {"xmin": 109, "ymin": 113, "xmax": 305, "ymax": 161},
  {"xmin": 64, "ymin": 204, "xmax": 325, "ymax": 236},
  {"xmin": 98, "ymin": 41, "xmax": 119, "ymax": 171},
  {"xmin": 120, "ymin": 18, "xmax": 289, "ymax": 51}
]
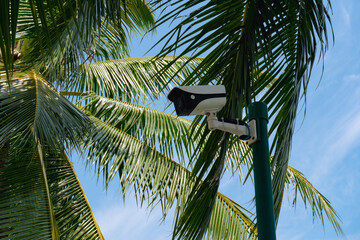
[{"xmin": 206, "ymin": 112, "xmax": 257, "ymax": 146}]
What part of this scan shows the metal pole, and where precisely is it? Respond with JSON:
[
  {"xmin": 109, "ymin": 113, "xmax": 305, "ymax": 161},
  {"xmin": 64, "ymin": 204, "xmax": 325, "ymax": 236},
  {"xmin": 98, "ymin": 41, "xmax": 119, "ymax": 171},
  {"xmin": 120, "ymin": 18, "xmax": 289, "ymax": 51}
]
[{"xmin": 248, "ymin": 102, "xmax": 276, "ymax": 240}]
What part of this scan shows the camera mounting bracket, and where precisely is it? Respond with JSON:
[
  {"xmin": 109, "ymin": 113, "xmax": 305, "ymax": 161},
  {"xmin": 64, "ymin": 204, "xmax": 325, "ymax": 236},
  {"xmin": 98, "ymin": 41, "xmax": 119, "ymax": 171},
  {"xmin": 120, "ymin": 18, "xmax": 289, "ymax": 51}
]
[{"xmin": 206, "ymin": 112, "xmax": 257, "ymax": 146}]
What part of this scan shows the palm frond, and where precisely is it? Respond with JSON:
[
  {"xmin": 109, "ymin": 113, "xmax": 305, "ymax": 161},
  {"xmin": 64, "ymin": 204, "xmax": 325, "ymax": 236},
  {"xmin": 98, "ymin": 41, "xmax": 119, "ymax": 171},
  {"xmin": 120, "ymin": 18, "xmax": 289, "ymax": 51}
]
[
  {"xmin": 0, "ymin": 144, "xmax": 58, "ymax": 239},
  {"xmin": 261, "ymin": 0, "xmax": 333, "ymax": 223},
  {"xmin": 81, "ymin": 93, "xmax": 199, "ymax": 161},
  {"xmin": 0, "ymin": 70, "xmax": 88, "ymax": 151},
  {"xmin": 47, "ymin": 151, "xmax": 104, "ymax": 239},
  {"xmin": 225, "ymin": 136, "xmax": 253, "ymax": 181},
  {"xmin": 0, "ymin": 139, "xmax": 103, "ymax": 239},
  {"xmin": 286, "ymin": 166, "xmax": 342, "ymax": 235},
  {"xmin": 206, "ymin": 193, "xmax": 257, "ymax": 240},
  {"xmin": 152, "ymin": 0, "xmax": 333, "ymax": 236},
  {"xmin": 227, "ymin": 144, "xmax": 343, "ymax": 234},
  {"xmin": 173, "ymin": 131, "xmax": 229, "ymax": 240},
  {"xmin": 2, "ymin": 0, "xmax": 155, "ymax": 80},
  {"xmin": 82, "ymin": 114, "xmax": 256, "ymax": 239},
  {"xmin": 70, "ymin": 56, "xmax": 202, "ymax": 101}
]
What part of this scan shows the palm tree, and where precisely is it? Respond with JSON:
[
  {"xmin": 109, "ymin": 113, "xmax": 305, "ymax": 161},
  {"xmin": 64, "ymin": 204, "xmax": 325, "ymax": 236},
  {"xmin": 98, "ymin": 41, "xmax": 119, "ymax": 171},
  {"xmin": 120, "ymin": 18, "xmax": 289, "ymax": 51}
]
[
  {"xmin": 0, "ymin": 1, "xmax": 156, "ymax": 239},
  {"xmin": 151, "ymin": 0, "xmax": 342, "ymax": 239},
  {"xmin": 0, "ymin": 0, "xmax": 341, "ymax": 240}
]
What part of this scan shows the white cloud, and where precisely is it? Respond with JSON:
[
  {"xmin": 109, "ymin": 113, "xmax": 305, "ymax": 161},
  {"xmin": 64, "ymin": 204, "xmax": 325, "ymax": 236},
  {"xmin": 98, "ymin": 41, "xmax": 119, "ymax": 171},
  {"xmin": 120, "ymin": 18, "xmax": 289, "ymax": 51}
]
[
  {"xmin": 94, "ymin": 199, "xmax": 173, "ymax": 240},
  {"xmin": 310, "ymin": 109, "xmax": 360, "ymax": 184},
  {"xmin": 346, "ymin": 232, "xmax": 360, "ymax": 240},
  {"xmin": 340, "ymin": 5, "xmax": 351, "ymax": 28},
  {"xmin": 344, "ymin": 74, "xmax": 360, "ymax": 81}
]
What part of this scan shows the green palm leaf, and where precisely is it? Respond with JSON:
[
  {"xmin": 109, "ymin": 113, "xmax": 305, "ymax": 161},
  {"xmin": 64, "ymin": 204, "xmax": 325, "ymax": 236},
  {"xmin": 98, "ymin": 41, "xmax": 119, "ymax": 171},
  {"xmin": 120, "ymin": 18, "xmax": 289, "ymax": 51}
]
[
  {"xmin": 79, "ymin": 90, "xmax": 341, "ymax": 238},
  {"xmin": 80, "ymin": 93, "xmax": 199, "ymax": 161},
  {"xmin": 285, "ymin": 166, "xmax": 342, "ymax": 235},
  {"xmin": 0, "ymin": 143, "xmax": 58, "ymax": 239},
  {"xmin": 152, "ymin": 0, "xmax": 333, "ymax": 237},
  {"xmin": 226, "ymin": 136, "xmax": 253, "ymax": 181},
  {"xmin": 21, "ymin": 0, "xmax": 154, "ymax": 79},
  {"xmin": 82, "ymin": 114, "xmax": 257, "ymax": 239},
  {"xmin": 1, "ymin": 0, "xmax": 155, "ymax": 79},
  {"xmin": 227, "ymin": 141, "xmax": 343, "ymax": 235},
  {"xmin": 70, "ymin": 56, "xmax": 202, "ymax": 100},
  {"xmin": 206, "ymin": 193, "xmax": 257, "ymax": 240},
  {"xmin": 0, "ymin": 70, "xmax": 88, "ymax": 151},
  {"xmin": 0, "ymin": 70, "xmax": 103, "ymax": 239},
  {"xmin": 47, "ymin": 151, "xmax": 104, "ymax": 239},
  {"xmin": 0, "ymin": 140, "xmax": 104, "ymax": 239}
]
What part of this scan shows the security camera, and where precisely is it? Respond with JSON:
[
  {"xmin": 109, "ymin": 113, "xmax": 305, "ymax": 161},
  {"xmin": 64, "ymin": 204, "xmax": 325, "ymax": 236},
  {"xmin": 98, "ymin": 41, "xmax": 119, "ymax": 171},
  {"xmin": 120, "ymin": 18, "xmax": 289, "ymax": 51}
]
[
  {"xmin": 167, "ymin": 85, "xmax": 226, "ymax": 116},
  {"xmin": 167, "ymin": 85, "xmax": 258, "ymax": 145}
]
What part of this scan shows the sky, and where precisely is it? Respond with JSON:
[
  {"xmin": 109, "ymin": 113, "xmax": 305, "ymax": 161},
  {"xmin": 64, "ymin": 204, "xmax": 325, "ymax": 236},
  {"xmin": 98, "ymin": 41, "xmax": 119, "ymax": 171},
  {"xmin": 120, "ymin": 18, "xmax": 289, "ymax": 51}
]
[{"xmin": 73, "ymin": 1, "xmax": 360, "ymax": 239}]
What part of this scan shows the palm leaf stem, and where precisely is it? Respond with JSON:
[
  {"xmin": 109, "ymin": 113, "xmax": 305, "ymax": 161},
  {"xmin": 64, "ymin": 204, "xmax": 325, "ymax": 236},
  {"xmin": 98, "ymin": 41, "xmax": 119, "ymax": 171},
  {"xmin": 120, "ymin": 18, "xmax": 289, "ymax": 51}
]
[
  {"xmin": 36, "ymin": 141, "xmax": 59, "ymax": 240},
  {"xmin": 64, "ymin": 154, "xmax": 105, "ymax": 239}
]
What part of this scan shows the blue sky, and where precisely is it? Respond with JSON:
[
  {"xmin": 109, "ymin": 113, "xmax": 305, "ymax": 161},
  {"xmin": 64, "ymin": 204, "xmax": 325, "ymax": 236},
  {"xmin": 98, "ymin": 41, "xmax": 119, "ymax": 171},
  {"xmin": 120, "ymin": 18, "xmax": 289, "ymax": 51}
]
[{"xmin": 74, "ymin": 1, "xmax": 360, "ymax": 239}]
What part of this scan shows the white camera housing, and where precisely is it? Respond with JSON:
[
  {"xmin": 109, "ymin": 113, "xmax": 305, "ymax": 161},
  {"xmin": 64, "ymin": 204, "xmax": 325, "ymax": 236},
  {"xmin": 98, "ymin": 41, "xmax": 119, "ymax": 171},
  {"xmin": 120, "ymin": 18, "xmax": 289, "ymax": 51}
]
[{"xmin": 167, "ymin": 85, "xmax": 226, "ymax": 116}]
